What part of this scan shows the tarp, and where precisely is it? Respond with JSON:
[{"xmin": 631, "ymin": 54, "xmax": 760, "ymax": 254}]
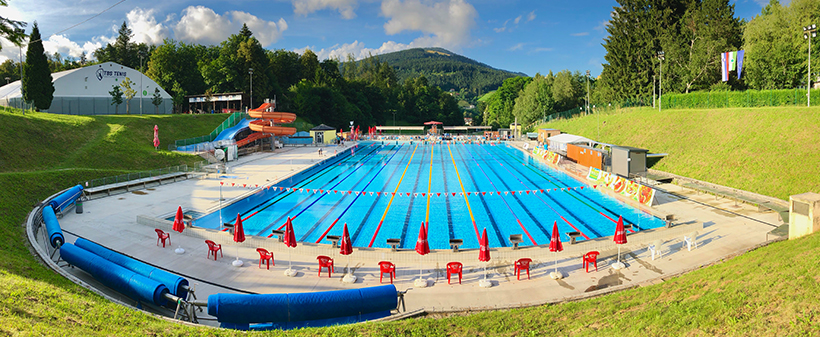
[{"xmin": 547, "ymin": 134, "xmax": 592, "ymax": 153}]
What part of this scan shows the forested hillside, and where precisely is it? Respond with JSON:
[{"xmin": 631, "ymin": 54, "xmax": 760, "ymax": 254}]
[{"xmin": 355, "ymin": 48, "xmax": 525, "ymax": 99}]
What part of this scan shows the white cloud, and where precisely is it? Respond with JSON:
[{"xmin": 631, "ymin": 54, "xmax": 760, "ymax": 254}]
[
  {"xmin": 495, "ymin": 11, "xmax": 536, "ymax": 34},
  {"xmin": 534, "ymin": 47, "xmax": 553, "ymax": 52},
  {"xmin": 42, "ymin": 35, "xmax": 100, "ymax": 59},
  {"xmin": 527, "ymin": 11, "xmax": 536, "ymax": 22},
  {"xmin": 173, "ymin": 6, "xmax": 287, "ymax": 47},
  {"xmin": 296, "ymin": 40, "xmax": 414, "ymax": 60},
  {"xmin": 127, "ymin": 8, "xmax": 170, "ymax": 45},
  {"xmin": 513, "ymin": 15, "xmax": 522, "ymax": 25},
  {"xmin": 571, "ymin": 32, "xmax": 589, "ymax": 37},
  {"xmin": 292, "ymin": 0, "xmax": 358, "ymax": 19},
  {"xmin": 508, "ymin": 43, "xmax": 525, "ymax": 51},
  {"xmin": 381, "ymin": 0, "xmax": 477, "ymax": 49}
]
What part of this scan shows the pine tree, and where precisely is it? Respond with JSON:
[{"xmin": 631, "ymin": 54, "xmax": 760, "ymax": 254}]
[
  {"xmin": 239, "ymin": 23, "xmax": 253, "ymax": 38},
  {"xmin": 0, "ymin": 0, "xmax": 27, "ymax": 51},
  {"xmin": 114, "ymin": 22, "xmax": 134, "ymax": 68},
  {"xmin": 22, "ymin": 22, "xmax": 54, "ymax": 111}
]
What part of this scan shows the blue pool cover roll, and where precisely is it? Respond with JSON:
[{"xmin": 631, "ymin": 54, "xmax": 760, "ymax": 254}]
[
  {"xmin": 41, "ymin": 206, "xmax": 64, "ymax": 248},
  {"xmin": 49, "ymin": 184, "xmax": 83, "ymax": 213},
  {"xmin": 74, "ymin": 238, "xmax": 189, "ymax": 299},
  {"xmin": 208, "ymin": 284, "xmax": 397, "ymax": 325},
  {"xmin": 61, "ymin": 243, "xmax": 169, "ymax": 307}
]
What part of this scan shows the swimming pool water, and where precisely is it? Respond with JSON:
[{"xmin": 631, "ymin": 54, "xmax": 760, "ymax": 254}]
[{"xmin": 195, "ymin": 141, "xmax": 664, "ymax": 249}]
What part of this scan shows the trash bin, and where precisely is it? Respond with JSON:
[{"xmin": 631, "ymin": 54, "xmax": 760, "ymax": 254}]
[{"xmin": 75, "ymin": 199, "xmax": 83, "ymax": 214}]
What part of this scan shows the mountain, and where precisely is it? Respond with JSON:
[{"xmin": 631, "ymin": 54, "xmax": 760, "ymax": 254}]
[{"xmin": 361, "ymin": 47, "xmax": 526, "ymax": 99}]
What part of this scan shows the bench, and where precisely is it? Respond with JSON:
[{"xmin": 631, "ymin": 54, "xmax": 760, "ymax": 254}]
[
  {"xmin": 326, "ymin": 235, "xmax": 341, "ymax": 248},
  {"xmin": 449, "ymin": 239, "xmax": 463, "ymax": 252},
  {"xmin": 386, "ymin": 238, "xmax": 401, "ymax": 252},
  {"xmin": 509, "ymin": 234, "xmax": 523, "ymax": 250},
  {"xmin": 84, "ymin": 172, "xmax": 189, "ymax": 200}
]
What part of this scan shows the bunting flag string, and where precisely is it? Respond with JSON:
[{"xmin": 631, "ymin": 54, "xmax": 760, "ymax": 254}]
[{"xmin": 216, "ymin": 181, "xmax": 593, "ymax": 197}]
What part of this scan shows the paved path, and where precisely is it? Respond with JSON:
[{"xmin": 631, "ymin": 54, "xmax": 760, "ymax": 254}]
[{"xmin": 53, "ymin": 144, "xmax": 784, "ymax": 324}]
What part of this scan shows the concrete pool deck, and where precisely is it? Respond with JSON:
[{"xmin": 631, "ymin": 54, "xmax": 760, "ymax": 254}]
[{"xmin": 49, "ymin": 144, "xmax": 785, "ymax": 325}]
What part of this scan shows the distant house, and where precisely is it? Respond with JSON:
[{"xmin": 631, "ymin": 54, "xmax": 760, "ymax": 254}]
[
  {"xmin": 310, "ymin": 124, "xmax": 336, "ymax": 144},
  {"xmin": 464, "ymin": 117, "xmax": 473, "ymax": 126}
]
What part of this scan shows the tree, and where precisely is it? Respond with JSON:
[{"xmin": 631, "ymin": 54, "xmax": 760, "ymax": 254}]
[
  {"xmin": 300, "ymin": 49, "xmax": 319, "ymax": 83},
  {"xmin": 120, "ymin": 77, "xmax": 136, "ymax": 114},
  {"xmin": 22, "ymin": 22, "xmax": 54, "ymax": 111},
  {"xmin": 171, "ymin": 82, "xmax": 186, "ymax": 113},
  {"xmin": 513, "ymin": 73, "xmax": 555, "ymax": 126},
  {"xmin": 110, "ymin": 85, "xmax": 123, "ymax": 114},
  {"xmin": 114, "ymin": 21, "xmax": 135, "ymax": 68},
  {"xmin": 0, "ymin": 0, "xmax": 27, "ymax": 51},
  {"xmin": 239, "ymin": 24, "xmax": 252, "ymax": 38},
  {"xmin": 151, "ymin": 87, "xmax": 162, "ymax": 114},
  {"xmin": 146, "ymin": 39, "xmax": 206, "ymax": 104}
]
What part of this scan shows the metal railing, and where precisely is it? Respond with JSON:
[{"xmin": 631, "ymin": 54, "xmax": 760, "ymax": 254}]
[
  {"xmin": 81, "ymin": 165, "xmax": 191, "ymax": 189},
  {"xmin": 173, "ymin": 112, "xmax": 249, "ymax": 149}
]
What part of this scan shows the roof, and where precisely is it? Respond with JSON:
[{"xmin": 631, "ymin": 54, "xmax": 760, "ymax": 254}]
[
  {"xmin": 612, "ymin": 145, "xmax": 649, "ymax": 152},
  {"xmin": 547, "ymin": 134, "xmax": 592, "ymax": 144},
  {"xmin": 423, "ymin": 121, "xmax": 443, "ymax": 125},
  {"xmin": 310, "ymin": 124, "xmax": 335, "ymax": 131},
  {"xmin": 539, "ymin": 128, "xmax": 559, "ymax": 131}
]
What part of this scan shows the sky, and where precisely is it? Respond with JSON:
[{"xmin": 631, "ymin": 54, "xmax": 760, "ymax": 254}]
[{"xmin": 0, "ymin": 0, "xmax": 774, "ymax": 78}]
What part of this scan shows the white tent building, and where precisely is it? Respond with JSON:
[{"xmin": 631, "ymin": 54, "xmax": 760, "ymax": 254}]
[
  {"xmin": 0, "ymin": 62, "xmax": 172, "ymax": 114},
  {"xmin": 547, "ymin": 133, "xmax": 593, "ymax": 154}
]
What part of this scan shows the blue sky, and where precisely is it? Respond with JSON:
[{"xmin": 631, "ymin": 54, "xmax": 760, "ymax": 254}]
[{"xmin": 1, "ymin": 0, "xmax": 772, "ymax": 77}]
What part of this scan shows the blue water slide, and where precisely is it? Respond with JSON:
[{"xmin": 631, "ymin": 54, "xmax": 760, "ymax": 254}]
[
  {"xmin": 42, "ymin": 206, "xmax": 64, "ymax": 248},
  {"xmin": 214, "ymin": 118, "xmax": 252, "ymax": 141},
  {"xmin": 74, "ymin": 238, "xmax": 189, "ymax": 299},
  {"xmin": 49, "ymin": 184, "xmax": 83, "ymax": 213},
  {"xmin": 60, "ymin": 243, "xmax": 170, "ymax": 307},
  {"xmin": 207, "ymin": 284, "xmax": 397, "ymax": 330}
]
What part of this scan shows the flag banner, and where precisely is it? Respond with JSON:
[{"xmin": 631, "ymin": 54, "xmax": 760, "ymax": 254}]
[
  {"xmin": 737, "ymin": 50, "xmax": 745, "ymax": 79},
  {"xmin": 729, "ymin": 51, "xmax": 737, "ymax": 71},
  {"xmin": 721, "ymin": 52, "xmax": 729, "ymax": 82}
]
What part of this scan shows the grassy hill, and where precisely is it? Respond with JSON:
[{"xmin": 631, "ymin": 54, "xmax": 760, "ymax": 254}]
[
  {"xmin": 538, "ymin": 106, "xmax": 820, "ymax": 200},
  {"xmin": 1, "ymin": 106, "xmax": 820, "ymax": 335},
  {"xmin": 365, "ymin": 48, "xmax": 524, "ymax": 98}
]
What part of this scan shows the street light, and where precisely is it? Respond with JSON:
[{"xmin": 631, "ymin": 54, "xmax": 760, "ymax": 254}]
[
  {"xmin": 804, "ymin": 24, "xmax": 817, "ymax": 107},
  {"xmin": 4, "ymin": 77, "xmax": 9, "ymax": 85},
  {"xmin": 139, "ymin": 51, "xmax": 145, "ymax": 115},
  {"xmin": 248, "ymin": 68, "xmax": 254, "ymax": 110},
  {"xmin": 585, "ymin": 70, "xmax": 590, "ymax": 115},
  {"xmin": 657, "ymin": 51, "xmax": 665, "ymax": 112}
]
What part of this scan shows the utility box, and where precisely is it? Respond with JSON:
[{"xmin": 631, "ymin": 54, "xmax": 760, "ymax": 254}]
[
  {"xmin": 567, "ymin": 143, "xmax": 605, "ymax": 170},
  {"xmin": 789, "ymin": 192, "xmax": 820, "ymax": 240},
  {"xmin": 611, "ymin": 146, "xmax": 648, "ymax": 178}
]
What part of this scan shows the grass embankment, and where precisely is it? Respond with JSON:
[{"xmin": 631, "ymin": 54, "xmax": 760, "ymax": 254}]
[
  {"xmin": 1, "ymin": 107, "xmax": 820, "ymax": 335},
  {"xmin": 538, "ymin": 106, "xmax": 820, "ymax": 200}
]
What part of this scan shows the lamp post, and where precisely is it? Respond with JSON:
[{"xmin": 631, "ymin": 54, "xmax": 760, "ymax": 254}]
[
  {"xmin": 804, "ymin": 24, "xmax": 817, "ymax": 107},
  {"xmin": 4, "ymin": 77, "xmax": 9, "ymax": 85},
  {"xmin": 248, "ymin": 68, "xmax": 254, "ymax": 110},
  {"xmin": 586, "ymin": 70, "xmax": 590, "ymax": 116},
  {"xmin": 653, "ymin": 75, "xmax": 656, "ymax": 108},
  {"xmin": 657, "ymin": 51, "xmax": 665, "ymax": 112},
  {"xmin": 139, "ymin": 51, "xmax": 145, "ymax": 115}
]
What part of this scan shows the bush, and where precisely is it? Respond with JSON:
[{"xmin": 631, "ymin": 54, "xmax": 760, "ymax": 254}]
[{"xmin": 664, "ymin": 88, "xmax": 820, "ymax": 109}]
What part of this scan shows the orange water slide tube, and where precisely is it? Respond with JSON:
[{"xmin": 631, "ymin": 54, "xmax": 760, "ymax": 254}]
[{"xmin": 247, "ymin": 103, "xmax": 297, "ymax": 136}]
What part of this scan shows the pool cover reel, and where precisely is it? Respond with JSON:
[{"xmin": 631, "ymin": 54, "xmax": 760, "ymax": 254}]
[
  {"xmin": 41, "ymin": 206, "xmax": 64, "ymax": 248},
  {"xmin": 74, "ymin": 238, "xmax": 189, "ymax": 299},
  {"xmin": 61, "ymin": 243, "xmax": 170, "ymax": 307},
  {"xmin": 49, "ymin": 185, "xmax": 83, "ymax": 213}
]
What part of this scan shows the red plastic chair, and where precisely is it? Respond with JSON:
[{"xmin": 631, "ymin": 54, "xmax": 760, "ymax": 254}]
[
  {"xmin": 257, "ymin": 248, "xmax": 274, "ymax": 269},
  {"xmin": 583, "ymin": 251, "xmax": 600, "ymax": 273},
  {"xmin": 205, "ymin": 240, "xmax": 222, "ymax": 260},
  {"xmin": 155, "ymin": 229, "xmax": 170, "ymax": 247},
  {"xmin": 378, "ymin": 261, "xmax": 396, "ymax": 284},
  {"xmin": 446, "ymin": 262, "xmax": 463, "ymax": 284},
  {"xmin": 514, "ymin": 258, "xmax": 532, "ymax": 280},
  {"xmin": 317, "ymin": 255, "xmax": 334, "ymax": 277}
]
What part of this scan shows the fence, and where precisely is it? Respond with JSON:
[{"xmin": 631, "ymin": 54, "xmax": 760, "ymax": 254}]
[
  {"xmin": 3, "ymin": 96, "xmax": 172, "ymax": 115},
  {"xmin": 173, "ymin": 112, "xmax": 249, "ymax": 149},
  {"xmin": 81, "ymin": 164, "xmax": 193, "ymax": 189}
]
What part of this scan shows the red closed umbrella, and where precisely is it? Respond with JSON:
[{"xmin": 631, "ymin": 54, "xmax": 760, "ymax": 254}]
[
  {"xmin": 284, "ymin": 217, "xmax": 297, "ymax": 275},
  {"xmin": 340, "ymin": 223, "xmax": 355, "ymax": 281},
  {"xmin": 478, "ymin": 227, "xmax": 491, "ymax": 283},
  {"xmin": 232, "ymin": 214, "xmax": 246, "ymax": 266},
  {"xmin": 172, "ymin": 206, "xmax": 185, "ymax": 253},
  {"xmin": 613, "ymin": 215, "xmax": 627, "ymax": 269},
  {"xmin": 549, "ymin": 221, "xmax": 563, "ymax": 278},
  {"xmin": 414, "ymin": 222, "xmax": 429, "ymax": 285},
  {"xmin": 153, "ymin": 125, "xmax": 160, "ymax": 150}
]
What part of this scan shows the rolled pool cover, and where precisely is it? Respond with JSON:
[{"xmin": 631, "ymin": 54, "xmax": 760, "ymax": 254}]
[
  {"xmin": 208, "ymin": 284, "xmax": 397, "ymax": 325},
  {"xmin": 41, "ymin": 206, "xmax": 64, "ymax": 248},
  {"xmin": 61, "ymin": 243, "xmax": 169, "ymax": 307},
  {"xmin": 74, "ymin": 238, "xmax": 189, "ymax": 299},
  {"xmin": 49, "ymin": 184, "xmax": 83, "ymax": 213}
]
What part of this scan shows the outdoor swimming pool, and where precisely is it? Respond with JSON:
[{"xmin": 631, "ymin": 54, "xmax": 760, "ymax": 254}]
[{"xmin": 195, "ymin": 141, "xmax": 664, "ymax": 249}]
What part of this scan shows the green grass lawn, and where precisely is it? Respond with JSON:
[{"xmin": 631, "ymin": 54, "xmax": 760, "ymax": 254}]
[
  {"xmin": 537, "ymin": 106, "xmax": 820, "ymax": 200},
  {"xmin": 1, "ymin": 107, "xmax": 819, "ymax": 335}
]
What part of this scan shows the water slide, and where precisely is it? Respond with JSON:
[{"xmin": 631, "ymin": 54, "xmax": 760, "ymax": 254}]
[{"xmin": 247, "ymin": 102, "xmax": 297, "ymax": 136}]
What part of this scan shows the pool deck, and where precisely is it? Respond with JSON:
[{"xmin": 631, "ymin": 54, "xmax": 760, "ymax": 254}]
[{"xmin": 52, "ymin": 144, "xmax": 785, "ymax": 324}]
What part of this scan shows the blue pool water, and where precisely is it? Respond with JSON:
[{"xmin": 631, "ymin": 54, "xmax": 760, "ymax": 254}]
[{"xmin": 195, "ymin": 141, "xmax": 664, "ymax": 249}]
